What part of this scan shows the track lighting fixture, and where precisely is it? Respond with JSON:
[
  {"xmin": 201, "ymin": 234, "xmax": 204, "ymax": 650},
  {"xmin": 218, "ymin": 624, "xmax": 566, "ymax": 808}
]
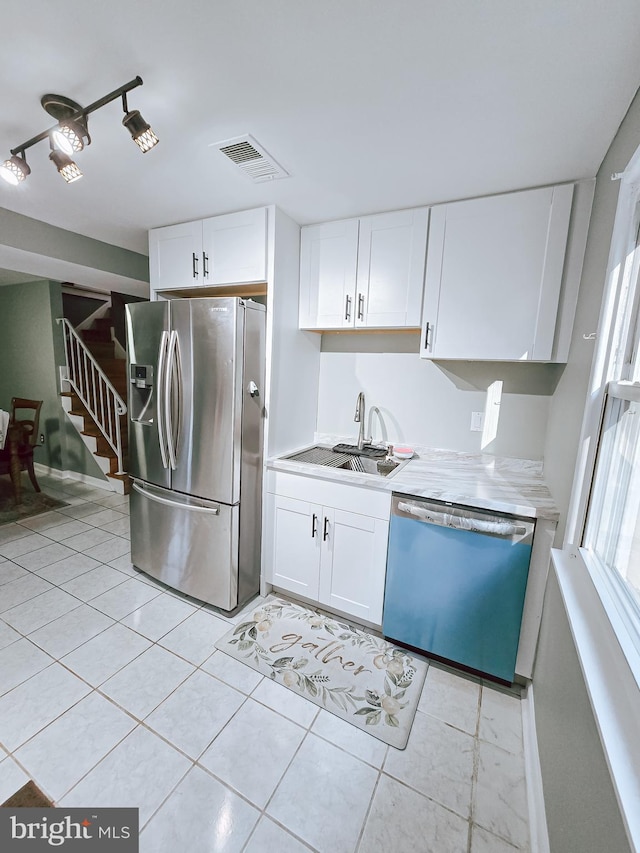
[{"xmin": 0, "ymin": 76, "xmax": 158, "ymax": 186}]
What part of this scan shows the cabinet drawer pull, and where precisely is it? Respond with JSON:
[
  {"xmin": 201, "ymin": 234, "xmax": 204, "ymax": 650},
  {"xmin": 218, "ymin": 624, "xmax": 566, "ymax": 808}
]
[
  {"xmin": 345, "ymin": 295, "xmax": 352, "ymax": 321},
  {"xmin": 202, "ymin": 252, "xmax": 209, "ymax": 278},
  {"xmin": 311, "ymin": 513, "xmax": 318, "ymax": 538},
  {"xmin": 424, "ymin": 321, "xmax": 431, "ymax": 350},
  {"xmin": 357, "ymin": 293, "xmax": 365, "ymax": 320},
  {"xmin": 192, "ymin": 252, "xmax": 199, "ymax": 279},
  {"xmin": 323, "ymin": 516, "xmax": 330, "ymax": 541}
]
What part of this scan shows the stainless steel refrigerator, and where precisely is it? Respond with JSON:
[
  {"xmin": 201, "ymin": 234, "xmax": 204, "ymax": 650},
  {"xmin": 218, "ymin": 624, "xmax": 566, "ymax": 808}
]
[{"xmin": 125, "ymin": 297, "xmax": 265, "ymax": 612}]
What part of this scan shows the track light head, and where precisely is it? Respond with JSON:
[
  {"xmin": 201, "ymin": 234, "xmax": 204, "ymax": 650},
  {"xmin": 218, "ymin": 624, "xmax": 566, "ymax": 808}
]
[
  {"xmin": 49, "ymin": 149, "xmax": 82, "ymax": 183},
  {"xmin": 122, "ymin": 110, "xmax": 159, "ymax": 153},
  {"xmin": 52, "ymin": 119, "xmax": 88, "ymax": 155},
  {"xmin": 42, "ymin": 94, "xmax": 90, "ymax": 155},
  {"xmin": 0, "ymin": 154, "xmax": 30, "ymax": 185}
]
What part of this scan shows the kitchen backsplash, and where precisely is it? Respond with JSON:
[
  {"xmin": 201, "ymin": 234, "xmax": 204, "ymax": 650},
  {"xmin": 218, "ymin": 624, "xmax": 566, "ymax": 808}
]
[{"xmin": 316, "ymin": 351, "xmax": 552, "ymax": 461}]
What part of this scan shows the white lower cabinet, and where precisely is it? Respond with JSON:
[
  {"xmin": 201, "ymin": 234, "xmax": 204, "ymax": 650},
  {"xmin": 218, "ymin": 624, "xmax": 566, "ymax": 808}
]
[
  {"xmin": 269, "ymin": 494, "xmax": 322, "ymax": 600},
  {"xmin": 266, "ymin": 472, "xmax": 390, "ymax": 625}
]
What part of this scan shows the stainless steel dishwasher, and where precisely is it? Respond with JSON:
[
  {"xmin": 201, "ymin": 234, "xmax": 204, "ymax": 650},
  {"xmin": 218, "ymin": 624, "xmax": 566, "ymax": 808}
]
[{"xmin": 382, "ymin": 493, "xmax": 535, "ymax": 683}]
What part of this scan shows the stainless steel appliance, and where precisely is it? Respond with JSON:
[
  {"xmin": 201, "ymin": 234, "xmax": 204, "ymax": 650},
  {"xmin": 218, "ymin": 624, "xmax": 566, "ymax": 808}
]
[
  {"xmin": 125, "ymin": 297, "xmax": 265, "ymax": 611},
  {"xmin": 383, "ymin": 493, "xmax": 535, "ymax": 683}
]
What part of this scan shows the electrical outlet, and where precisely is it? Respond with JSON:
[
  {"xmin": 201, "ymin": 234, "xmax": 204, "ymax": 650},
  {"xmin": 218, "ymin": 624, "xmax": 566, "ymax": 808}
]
[
  {"xmin": 39, "ymin": 434, "xmax": 45, "ymax": 444},
  {"xmin": 470, "ymin": 412, "xmax": 484, "ymax": 432}
]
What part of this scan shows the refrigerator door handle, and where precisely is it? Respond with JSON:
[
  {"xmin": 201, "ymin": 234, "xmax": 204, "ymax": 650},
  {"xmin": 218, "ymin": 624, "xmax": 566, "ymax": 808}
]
[
  {"xmin": 165, "ymin": 330, "xmax": 181, "ymax": 470},
  {"xmin": 132, "ymin": 481, "xmax": 220, "ymax": 514},
  {"xmin": 156, "ymin": 331, "xmax": 170, "ymax": 469}
]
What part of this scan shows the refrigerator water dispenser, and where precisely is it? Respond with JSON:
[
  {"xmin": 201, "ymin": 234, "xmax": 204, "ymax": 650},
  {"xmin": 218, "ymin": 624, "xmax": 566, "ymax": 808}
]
[{"xmin": 129, "ymin": 364, "xmax": 155, "ymax": 424}]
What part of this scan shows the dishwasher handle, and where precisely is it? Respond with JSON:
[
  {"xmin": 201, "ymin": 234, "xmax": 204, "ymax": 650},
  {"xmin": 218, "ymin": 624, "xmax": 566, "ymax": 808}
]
[{"xmin": 396, "ymin": 500, "xmax": 528, "ymax": 537}]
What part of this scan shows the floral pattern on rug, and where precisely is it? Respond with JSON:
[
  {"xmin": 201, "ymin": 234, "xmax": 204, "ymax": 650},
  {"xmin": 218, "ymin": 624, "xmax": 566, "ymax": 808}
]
[{"xmin": 217, "ymin": 598, "xmax": 427, "ymax": 748}]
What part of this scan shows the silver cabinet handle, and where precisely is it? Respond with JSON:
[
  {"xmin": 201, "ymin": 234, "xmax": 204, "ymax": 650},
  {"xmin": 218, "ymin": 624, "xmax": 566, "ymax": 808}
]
[
  {"xmin": 192, "ymin": 252, "xmax": 199, "ymax": 279},
  {"xmin": 345, "ymin": 294, "xmax": 352, "ymax": 322},
  {"xmin": 357, "ymin": 293, "xmax": 365, "ymax": 320},
  {"xmin": 156, "ymin": 331, "xmax": 170, "ymax": 469},
  {"xmin": 424, "ymin": 322, "xmax": 432, "ymax": 350},
  {"xmin": 323, "ymin": 516, "xmax": 330, "ymax": 541}
]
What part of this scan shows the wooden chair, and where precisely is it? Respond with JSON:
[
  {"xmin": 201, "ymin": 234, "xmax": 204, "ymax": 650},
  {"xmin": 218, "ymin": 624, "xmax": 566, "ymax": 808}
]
[{"xmin": 0, "ymin": 398, "xmax": 43, "ymax": 494}]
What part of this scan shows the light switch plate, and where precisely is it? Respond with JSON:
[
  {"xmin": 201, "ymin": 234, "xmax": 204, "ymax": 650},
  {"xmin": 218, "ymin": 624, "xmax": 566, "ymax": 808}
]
[{"xmin": 470, "ymin": 411, "xmax": 484, "ymax": 432}]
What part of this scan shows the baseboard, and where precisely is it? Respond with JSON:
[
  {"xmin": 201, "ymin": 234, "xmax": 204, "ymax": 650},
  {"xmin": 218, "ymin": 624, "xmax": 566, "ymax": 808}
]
[
  {"xmin": 522, "ymin": 683, "xmax": 551, "ymax": 853},
  {"xmin": 34, "ymin": 463, "xmax": 113, "ymax": 492}
]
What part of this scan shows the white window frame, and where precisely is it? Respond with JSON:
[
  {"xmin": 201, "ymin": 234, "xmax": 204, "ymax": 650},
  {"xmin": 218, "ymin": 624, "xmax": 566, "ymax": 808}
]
[
  {"xmin": 557, "ymin": 145, "xmax": 640, "ymax": 853},
  {"xmin": 565, "ymin": 150, "xmax": 640, "ymax": 557},
  {"xmin": 565, "ymin": 147, "xmax": 640, "ymax": 679}
]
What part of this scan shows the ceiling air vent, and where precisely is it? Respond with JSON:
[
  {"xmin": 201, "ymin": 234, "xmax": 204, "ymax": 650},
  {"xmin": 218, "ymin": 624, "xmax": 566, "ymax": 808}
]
[{"xmin": 213, "ymin": 134, "xmax": 289, "ymax": 183}]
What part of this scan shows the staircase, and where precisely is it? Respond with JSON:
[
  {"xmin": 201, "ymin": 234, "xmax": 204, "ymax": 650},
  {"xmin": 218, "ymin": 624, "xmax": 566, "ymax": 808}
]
[{"xmin": 59, "ymin": 307, "xmax": 130, "ymax": 494}]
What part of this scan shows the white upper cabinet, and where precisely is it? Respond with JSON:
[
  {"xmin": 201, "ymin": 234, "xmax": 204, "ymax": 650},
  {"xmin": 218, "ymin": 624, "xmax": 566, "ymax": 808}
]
[
  {"xmin": 149, "ymin": 220, "xmax": 203, "ymax": 291},
  {"xmin": 420, "ymin": 184, "xmax": 575, "ymax": 361},
  {"xmin": 149, "ymin": 208, "xmax": 267, "ymax": 292},
  {"xmin": 299, "ymin": 207, "xmax": 428, "ymax": 330},
  {"xmin": 202, "ymin": 208, "xmax": 267, "ymax": 285},
  {"xmin": 355, "ymin": 208, "xmax": 429, "ymax": 328},
  {"xmin": 298, "ymin": 219, "xmax": 359, "ymax": 329}
]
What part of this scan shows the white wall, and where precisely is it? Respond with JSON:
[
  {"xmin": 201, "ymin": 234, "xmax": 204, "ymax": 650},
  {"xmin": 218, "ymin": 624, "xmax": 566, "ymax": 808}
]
[
  {"xmin": 534, "ymin": 569, "xmax": 633, "ymax": 853},
  {"xmin": 317, "ymin": 344, "xmax": 554, "ymax": 459}
]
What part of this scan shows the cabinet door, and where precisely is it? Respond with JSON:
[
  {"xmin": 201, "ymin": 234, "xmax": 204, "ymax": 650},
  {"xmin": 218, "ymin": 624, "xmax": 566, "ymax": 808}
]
[
  {"xmin": 355, "ymin": 208, "xmax": 428, "ymax": 328},
  {"xmin": 318, "ymin": 508, "xmax": 388, "ymax": 625},
  {"xmin": 202, "ymin": 208, "xmax": 267, "ymax": 285},
  {"xmin": 420, "ymin": 185, "xmax": 573, "ymax": 360},
  {"xmin": 149, "ymin": 221, "xmax": 203, "ymax": 291},
  {"xmin": 267, "ymin": 493, "xmax": 321, "ymax": 599},
  {"xmin": 299, "ymin": 219, "xmax": 359, "ymax": 329}
]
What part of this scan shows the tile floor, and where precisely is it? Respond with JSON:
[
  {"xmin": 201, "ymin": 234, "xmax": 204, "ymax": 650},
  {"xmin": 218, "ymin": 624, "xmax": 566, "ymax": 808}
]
[{"xmin": 0, "ymin": 476, "xmax": 532, "ymax": 853}]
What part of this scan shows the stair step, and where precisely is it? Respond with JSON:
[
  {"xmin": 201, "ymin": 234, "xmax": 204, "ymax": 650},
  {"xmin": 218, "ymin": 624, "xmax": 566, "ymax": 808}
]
[
  {"xmin": 94, "ymin": 451, "xmax": 121, "ymax": 475},
  {"xmin": 86, "ymin": 342, "xmax": 115, "ymax": 359},
  {"xmin": 81, "ymin": 423, "xmax": 128, "ymax": 440},
  {"xmin": 99, "ymin": 360, "xmax": 127, "ymax": 374},
  {"xmin": 93, "ymin": 317, "xmax": 113, "ymax": 331},
  {"xmin": 81, "ymin": 328, "xmax": 112, "ymax": 343},
  {"xmin": 107, "ymin": 472, "xmax": 132, "ymax": 494}
]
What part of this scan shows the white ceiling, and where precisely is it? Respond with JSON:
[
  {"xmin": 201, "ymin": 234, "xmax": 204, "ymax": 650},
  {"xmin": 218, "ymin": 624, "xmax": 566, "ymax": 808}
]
[{"xmin": 1, "ymin": 0, "xmax": 640, "ymax": 259}]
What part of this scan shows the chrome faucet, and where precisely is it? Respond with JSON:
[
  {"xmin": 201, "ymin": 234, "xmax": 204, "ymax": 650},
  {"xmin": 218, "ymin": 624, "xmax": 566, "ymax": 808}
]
[{"xmin": 354, "ymin": 392, "xmax": 369, "ymax": 450}]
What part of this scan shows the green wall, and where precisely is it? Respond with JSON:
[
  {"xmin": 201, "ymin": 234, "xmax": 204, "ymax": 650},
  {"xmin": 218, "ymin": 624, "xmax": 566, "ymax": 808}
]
[{"xmin": 0, "ymin": 279, "xmax": 103, "ymax": 480}]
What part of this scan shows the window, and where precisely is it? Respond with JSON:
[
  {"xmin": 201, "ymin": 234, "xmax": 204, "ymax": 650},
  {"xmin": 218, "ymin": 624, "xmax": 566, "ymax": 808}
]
[
  {"xmin": 585, "ymin": 383, "xmax": 640, "ymax": 616},
  {"xmin": 575, "ymin": 171, "xmax": 640, "ymax": 668},
  {"xmin": 559, "ymin": 147, "xmax": 640, "ymax": 853}
]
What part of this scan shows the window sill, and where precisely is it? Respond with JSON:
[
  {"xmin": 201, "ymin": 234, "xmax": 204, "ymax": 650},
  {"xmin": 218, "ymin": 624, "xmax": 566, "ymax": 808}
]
[{"xmin": 551, "ymin": 547, "xmax": 640, "ymax": 852}]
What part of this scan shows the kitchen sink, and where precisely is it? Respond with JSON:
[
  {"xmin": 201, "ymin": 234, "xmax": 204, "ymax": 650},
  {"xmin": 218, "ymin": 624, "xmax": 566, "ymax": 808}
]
[{"xmin": 283, "ymin": 445, "xmax": 404, "ymax": 478}]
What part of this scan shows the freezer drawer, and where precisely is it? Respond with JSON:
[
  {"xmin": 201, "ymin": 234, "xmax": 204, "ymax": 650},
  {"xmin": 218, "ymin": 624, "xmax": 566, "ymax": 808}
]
[
  {"xmin": 130, "ymin": 480, "xmax": 239, "ymax": 610},
  {"xmin": 383, "ymin": 495, "xmax": 535, "ymax": 683}
]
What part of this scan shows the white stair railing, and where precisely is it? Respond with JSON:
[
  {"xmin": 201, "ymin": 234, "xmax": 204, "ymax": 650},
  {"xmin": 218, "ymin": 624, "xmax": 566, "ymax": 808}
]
[{"xmin": 57, "ymin": 317, "xmax": 127, "ymax": 475}]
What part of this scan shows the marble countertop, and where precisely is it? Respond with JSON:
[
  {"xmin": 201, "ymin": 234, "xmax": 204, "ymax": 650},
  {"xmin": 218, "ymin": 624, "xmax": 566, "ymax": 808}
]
[{"xmin": 267, "ymin": 438, "xmax": 559, "ymax": 522}]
